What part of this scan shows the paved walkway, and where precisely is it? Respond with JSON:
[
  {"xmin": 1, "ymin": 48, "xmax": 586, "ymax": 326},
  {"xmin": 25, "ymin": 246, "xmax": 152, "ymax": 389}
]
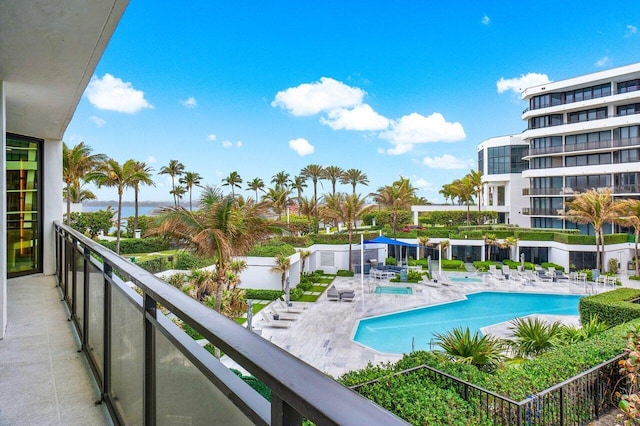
[
  {"xmin": 0, "ymin": 275, "xmax": 111, "ymax": 425},
  {"xmin": 255, "ymin": 271, "xmax": 630, "ymax": 379}
]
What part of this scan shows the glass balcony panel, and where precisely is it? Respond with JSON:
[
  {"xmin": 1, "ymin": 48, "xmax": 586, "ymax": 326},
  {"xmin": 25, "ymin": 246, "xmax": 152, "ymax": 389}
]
[
  {"xmin": 88, "ymin": 260, "xmax": 105, "ymax": 379},
  {"xmin": 154, "ymin": 328, "xmax": 255, "ymax": 426},
  {"xmin": 110, "ymin": 285, "xmax": 143, "ymax": 424},
  {"xmin": 74, "ymin": 248, "xmax": 84, "ymax": 334},
  {"xmin": 65, "ymin": 241, "xmax": 73, "ymax": 306}
]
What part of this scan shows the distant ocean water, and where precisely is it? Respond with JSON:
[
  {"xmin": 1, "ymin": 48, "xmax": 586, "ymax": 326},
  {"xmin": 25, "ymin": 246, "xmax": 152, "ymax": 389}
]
[{"xmin": 83, "ymin": 205, "xmax": 159, "ymax": 218}]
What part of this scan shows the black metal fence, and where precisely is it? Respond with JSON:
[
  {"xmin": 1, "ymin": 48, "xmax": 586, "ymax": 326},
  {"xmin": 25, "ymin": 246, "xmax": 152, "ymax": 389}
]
[
  {"xmin": 54, "ymin": 222, "xmax": 409, "ymax": 426},
  {"xmin": 351, "ymin": 356, "xmax": 625, "ymax": 425}
]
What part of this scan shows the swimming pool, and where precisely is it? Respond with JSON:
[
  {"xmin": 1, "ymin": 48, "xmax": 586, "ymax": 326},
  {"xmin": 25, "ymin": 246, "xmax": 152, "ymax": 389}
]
[
  {"xmin": 374, "ymin": 286, "xmax": 413, "ymax": 295},
  {"xmin": 448, "ymin": 275, "xmax": 484, "ymax": 283},
  {"xmin": 353, "ymin": 292, "xmax": 581, "ymax": 354}
]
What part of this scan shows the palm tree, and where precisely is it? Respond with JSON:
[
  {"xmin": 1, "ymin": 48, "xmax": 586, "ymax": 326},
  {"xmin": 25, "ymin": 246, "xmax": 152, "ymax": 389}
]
[
  {"xmin": 322, "ymin": 165, "xmax": 344, "ymax": 196},
  {"xmin": 152, "ymin": 196, "xmax": 279, "ymax": 316},
  {"xmin": 199, "ymin": 184, "xmax": 223, "ymax": 206},
  {"xmin": 159, "ymin": 159, "xmax": 185, "ymax": 206},
  {"xmin": 62, "ymin": 141, "xmax": 106, "ymax": 224},
  {"xmin": 92, "ymin": 158, "xmax": 140, "ymax": 254},
  {"xmin": 451, "ymin": 176, "xmax": 476, "ymax": 225},
  {"xmin": 246, "ymin": 177, "xmax": 265, "ymax": 201},
  {"xmin": 564, "ymin": 188, "xmax": 617, "ymax": 271},
  {"xmin": 263, "ymin": 186, "xmax": 292, "ymax": 220},
  {"xmin": 468, "ymin": 169, "xmax": 483, "ymax": 222},
  {"xmin": 439, "ymin": 183, "xmax": 455, "ymax": 205},
  {"xmin": 222, "ymin": 171, "xmax": 243, "ymax": 197},
  {"xmin": 171, "ymin": 185, "xmax": 187, "ymax": 207},
  {"xmin": 179, "ymin": 171, "xmax": 202, "ymax": 211},
  {"xmin": 128, "ymin": 161, "xmax": 155, "ymax": 231},
  {"xmin": 370, "ymin": 177, "xmax": 416, "ymax": 238},
  {"xmin": 291, "ymin": 175, "xmax": 307, "ymax": 202},
  {"xmin": 340, "ymin": 168, "xmax": 369, "ymax": 195},
  {"xmin": 64, "ymin": 182, "xmax": 97, "ymax": 203},
  {"xmin": 616, "ymin": 199, "xmax": 640, "ymax": 276},
  {"xmin": 298, "ymin": 196, "xmax": 317, "ymax": 232},
  {"xmin": 322, "ymin": 193, "xmax": 373, "ymax": 271},
  {"xmin": 271, "ymin": 171, "xmax": 290, "ymax": 190},
  {"xmin": 271, "ymin": 254, "xmax": 291, "ymax": 290},
  {"xmin": 433, "ymin": 327, "xmax": 504, "ymax": 371},
  {"xmin": 301, "ymin": 164, "xmax": 325, "ymax": 227},
  {"xmin": 298, "ymin": 249, "xmax": 311, "ymax": 274},
  {"xmin": 507, "ymin": 317, "xmax": 563, "ymax": 358}
]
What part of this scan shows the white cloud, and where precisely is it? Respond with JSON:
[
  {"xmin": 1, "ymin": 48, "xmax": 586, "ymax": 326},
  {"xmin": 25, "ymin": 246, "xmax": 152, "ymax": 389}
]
[
  {"xmin": 422, "ymin": 154, "xmax": 474, "ymax": 170},
  {"xmin": 147, "ymin": 156, "xmax": 156, "ymax": 164},
  {"xmin": 379, "ymin": 112, "xmax": 465, "ymax": 154},
  {"xmin": 412, "ymin": 177, "xmax": 437, "ymax": 192},
  {"xmin": 222, "ymin": 140, "xmax": 233, "ymax": 148},
  {"xmin": 626, "ymin": 24, "xmax": 637, "ymax": 37},
  {"xmin": 85, "ymin": 73, "xmax": 152, "ymax": 113},
  {"xmin": 89, "ymin": 116, "xmax": 106, "ymax": 127},
  {"xmin": 481, "ymin": 14, "xmax": 490, "ymax": 25},
  {"xmin": 180, "ymin": 96, "xmax": 197, "ymax": 108},
  {"xmin": 237, "ymin": 141, "xmax": 243, "ymax": 148},
  {"xmin": 289, "ymin": 138, "xmax": 315, "ymax": 156},
  {"xmin": 595, "ymin": 56, "xmax": 610, "ymax": 67},
  {"xmin": 320, "ymin": 104, "xmax": 390, "ymax": 131},
  {"xmin": 271, "ymin": 77, "xmax": 365, "ymax": 116},
  {"xmin": 496, "ymin": 72, "xmax": 550, "ymax": 94},
  {"xmin": 207, "ymin": 134, "xmax": 217, "ymax": 141}
]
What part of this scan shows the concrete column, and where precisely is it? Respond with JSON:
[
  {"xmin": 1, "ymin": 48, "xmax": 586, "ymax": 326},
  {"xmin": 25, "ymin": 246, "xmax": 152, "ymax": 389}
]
[
  {"xmin": 413, "ymin": 210, "xmax": 418, "ymax": 224},
  {"xmin": 43, "ymin": 139, "xmax": 63, "ymax": 275},
  {"xmin": 0, "ymin": 81, "xmax": 7, "ymax": 338}
]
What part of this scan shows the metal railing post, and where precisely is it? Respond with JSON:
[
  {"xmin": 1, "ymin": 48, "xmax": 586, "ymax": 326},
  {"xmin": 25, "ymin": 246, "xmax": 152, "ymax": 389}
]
[
  {"xmin": 82, "ymin": 246, "xmax": 90, "ymax": 349},
  {"xmin": 144, "ymin": 294, "xmax": 156, "ymax": 426},
  {"xmin": 271, "ymin": 394, "xmax": 303, "ymax": 426},
  {"xmin": 102, "ymin": 263, "xmax": 112, "ymax": 407}
]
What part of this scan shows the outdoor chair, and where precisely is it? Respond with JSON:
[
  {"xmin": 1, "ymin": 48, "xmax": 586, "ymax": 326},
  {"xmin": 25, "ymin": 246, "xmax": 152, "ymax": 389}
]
[
  {"xmin": 339, "ymin": 290, "xmax": 355, "ymax": 302},
  {"xmin": 595, "ymin": 275, "xmax": 608, "ymax": 286},
  {"xmin": 432, "ymin": 272, "xmax": 452, "ymax": 286},
  {"xmin": 266, "ymin": 308, "xmax": 297, "ymax": 321},
  {"xmin": 327, "ymin": 285, "xmax": 340, "ymax": 301},
  {"xmin": 275, "ymin": 300, "xmax": 304, "ymax": 314},
  {"xmin": 260, "ymin": 311, "xmax": 291, "ymax": 328},
  {"xmin": 489, "ymin": 265, "xmax": 506, "ymax": 281}
]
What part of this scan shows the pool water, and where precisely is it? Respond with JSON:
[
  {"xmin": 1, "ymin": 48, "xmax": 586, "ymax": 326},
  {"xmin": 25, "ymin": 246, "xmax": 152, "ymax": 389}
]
[
  {"xmin": 448, "ymin": 276, "xmax": 484, "ymax": 283},
  {"xmin": 374, "ymin": 286, "xmax": 413, "ymax": 295},
  {"xmin": 353, "ymin": 292, "xmax": 581, "ymax": 354}
]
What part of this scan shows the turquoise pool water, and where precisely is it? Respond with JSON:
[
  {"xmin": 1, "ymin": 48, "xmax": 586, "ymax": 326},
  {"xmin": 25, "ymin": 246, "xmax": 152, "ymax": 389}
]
[
  {"xmin": 448, "ymin": 275, "xmax": 483, "ymax": 283},
  {"xmin": 374, "ymin": 286, "xmax": 413, "ymax": 295},
  {"xmin": 353, "ymin": 292, "xmax": 581, "ymax": 354}
]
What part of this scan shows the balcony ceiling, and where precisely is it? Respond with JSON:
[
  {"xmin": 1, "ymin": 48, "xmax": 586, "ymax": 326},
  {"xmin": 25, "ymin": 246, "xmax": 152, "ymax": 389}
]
[{"xmin": 0, "ymin": 0, "xmax": 129, "ymax": 140}]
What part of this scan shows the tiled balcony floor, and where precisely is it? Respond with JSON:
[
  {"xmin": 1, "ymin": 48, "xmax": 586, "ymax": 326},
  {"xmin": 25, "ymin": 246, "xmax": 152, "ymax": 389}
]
[{"xmin": 0, "ymin": 274, "xmax": 111, "ymax": 425}]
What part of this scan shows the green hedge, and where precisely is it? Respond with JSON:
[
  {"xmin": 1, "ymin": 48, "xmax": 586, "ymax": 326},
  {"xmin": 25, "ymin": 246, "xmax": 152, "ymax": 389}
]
[
  {"xmin": 516, "ymin": 231, "xmax": 555, "ymax": 241},
  {"xmin": 247, "ymin": 241, "xmax": 296, "ymax": 257},
  {"xmin": 336, "ymin": 269, "xmax": 355, "ymax": 277},
  {"xmin": 472, "ymin": 261, "xmax": 501, "ymax": 272},
  {"xmin": 244, "ymin": 289, "xmax": 284, "ymax": 300},
  {"xmin": 441, "ymin": 259, "xmax": 466, "ymax": 271},
  {"xmin": 541, "ymin": 262, "xmax": 565, "ymax": 272},
  {"xmin": 341, "ymin": 317, "xmax": 640, "ymax": 421},
  {"xmin": 99, "ymin": 237, "xmax": 170, "ymax": 254},
  {"xmin": 280, "ymin": 235, "xmax": 313, "ymax": 247},
  {"xmin": 579, "ymin": 288, "xmax": 640, "ymax": 327}
]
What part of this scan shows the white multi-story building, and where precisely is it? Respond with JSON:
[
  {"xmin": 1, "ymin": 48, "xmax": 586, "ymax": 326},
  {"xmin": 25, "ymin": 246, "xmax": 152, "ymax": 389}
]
[
  {"xmin": 521, "ymin": 62, "xmax": 640, "ymax": 232},
  {"xmin": 476, "ymin": 135, "xmax": 529, "ymax": 227}
]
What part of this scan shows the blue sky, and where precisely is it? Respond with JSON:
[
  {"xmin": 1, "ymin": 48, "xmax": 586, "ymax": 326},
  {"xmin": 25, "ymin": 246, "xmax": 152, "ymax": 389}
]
[{"xmin": 64, "ymin": 1, "xmax": 640, "ymax": 203}]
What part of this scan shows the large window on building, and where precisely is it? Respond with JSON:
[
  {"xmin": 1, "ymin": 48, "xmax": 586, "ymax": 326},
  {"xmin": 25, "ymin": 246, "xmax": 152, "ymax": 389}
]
[
  {"xmin": 530, "ymin": 93, "xmax": 563, "ymax": 110},
  {"xmin": 487, "ymin": 145, "xmax": 528, "ymax": 174},
  {"xmin": 566, "ymin": 174, "xmax": 610, "ymax": 191},
  {"xmin": 567, "ymin": 107, "xmax": 607, "ymax": 124},
  {"xmin": 519, "ymin": 247, "xmax": 549, "ymax": 264},
  {"xmin": 565, "ymin": 153, "xmax": 611, "ymax": 167},
  {"xmin": 7, "ymin": 134, "xmax": 42, "ymax": 276},
  {"xmin": 618, "ymin": 79, "xmax": 640, "ymax": 94},
  {"xmin": 614, "ymin": 149, "xmax": 640, "ymax": 164},
  {"xmin": 529, "ymin": 114, "xmax": 563, "ymax": 129},
  {"xmin": 565, "ymin": 83, "xmax": 611, "ymax": 103},
  {"xmin": 477, "ymin": 149, "xmax": 484, "ymax": 174},
  {"xmin": 569, "ymin": 251, "xmax": 597, "ymax": 270},
  {"xmin": 617, "ymin": 103, "xmax": 640, "ymax": 116}
]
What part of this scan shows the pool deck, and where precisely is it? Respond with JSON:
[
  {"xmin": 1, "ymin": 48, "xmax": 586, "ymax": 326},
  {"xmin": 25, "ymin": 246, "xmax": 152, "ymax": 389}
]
[{"xmin": 251, "ymin": 272, "xmax": 630, "ymax": 379}]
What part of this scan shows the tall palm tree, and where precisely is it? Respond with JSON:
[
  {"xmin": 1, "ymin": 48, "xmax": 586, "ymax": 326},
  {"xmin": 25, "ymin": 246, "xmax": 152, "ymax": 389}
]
[
  {"xmin": 152, "ymin": 196, "xmax": 279, "ymax": 316},
  {"xmin": 179, "ymin": 171, "xmax": 202, "ymax": 211},
  {"xmin": 246, "ymin": 177, "xmax": 265, "ymax": 201},
  {"xmin": 221, "ymin": 171, "xmax": 243, "ymax": 197},
  {"xmin": 271, "ymin": 254, "xmax": 291, "ymax": 290},
  {"xmin": 298, "ymin": 196, "xmax": 317, "ymax": 232},
  {"xmin": 62, "ymin": 141, "xmax": 106, "ymax": 224},
  {"xmin": 468, "ymin": 169, "xmax": 483, "ymax": 222},
  {"xmin": 617, "ymin": 199, "xmax": 640, "ymax": 276},
  {"xmin": 298, "ymin": 249, "xmax": 311, "ymax": 274},
  {"xmin": 439, "ymin": 183, "xmax": 455, "ymax": 205},
  {"xmin": 271, "ymin": 171, "xmax": 291, "ymax": 191},
  {"xmin": 93, "ymin": 158, "xmax": 141, "ymax": 254},
  {"xmin": 340, "ymin": 168, "xmax": 369, "ymax": 195},
  {"xmin": 159, "ymin": 160, "xmax": 185, "ymax": 206},
  {"xmin": 322, "ymin": 166, "xmax": 344, "ymax": 196},
  {"xmin": 301, "ymin": 164, "xmax": 325, "ymax": 228},
  {"xmin": 370, "ymin": 177, "xmax": 416, "ymax": 238},
  {"xmin": 171, "ymin": 185, "xmax": 187, "ymax": 207},
  {"xmin": 291, "ymin": 175, "xmax": 307, "ymax": 202},
  {"xmin": 263, "ymin": 186, "xmax": 292, "ymax": 220},
  {"xmin": 565, "ymin": 188, "xmax": 618, "ymax": 271},
  {"xmin": 128, "ymin": 161, "xmax": 155, "ymax": 231},
  {"xmin": 322, "ymin": 193, "xmax": 373, "ymax": 271},
  {"xmin": 64, "ymin": 182, "xmax": 97, "ymax": 203},
  {"xmin": 451, "ymin": 176, "xmax": 476, "ymax": 225},
  {"xmin": 199, "ymin": 184, "xmax": 223, "ymax": 206}
]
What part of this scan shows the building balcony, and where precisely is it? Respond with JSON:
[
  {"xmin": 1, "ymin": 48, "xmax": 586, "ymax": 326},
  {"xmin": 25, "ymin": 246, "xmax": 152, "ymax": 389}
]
[
  {"xmin": 522, "ymin": 187, "xmax": 563, "ymax": 196},
  {"xmin": 521, "ymin": 208, "xmax": 563, "ymax": 216},
  {"xmin": 524, "ymin": 86, "xmax": 640, "ymax": 114},
  {"xmin": 49, "ymin": 222, "xmax": 406, "ymax": 426},
  {"xmin": 614, "ymin": 184, "xmax": 640, "ymax": 194}
]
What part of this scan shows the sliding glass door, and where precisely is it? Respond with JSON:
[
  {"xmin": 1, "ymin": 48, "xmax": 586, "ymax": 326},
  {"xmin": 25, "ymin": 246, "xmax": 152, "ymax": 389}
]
[{"xmin": 7, "ymin": 134, "xmax": 42, "ymax": 276}]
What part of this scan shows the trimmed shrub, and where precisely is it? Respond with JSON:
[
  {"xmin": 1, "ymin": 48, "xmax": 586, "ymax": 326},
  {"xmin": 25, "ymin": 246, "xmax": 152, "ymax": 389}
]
[
  {"xmin": 579, "ymin": 288, "xmax": 640, "ymax": 327},
  {"xmin": 99, "ymin": 237, "xmax": 170, "ymax": 254},
  {"xmin": 441, "ymin": 259, "xmax": 466, "ymax": 271},
  {"xmin": 336, "ymin": 269, "xmax": 355, "ymax": 277},
  {"xmin": 247, "ymin": 241, "xmax": 296, "ymax": 257},
  {"xmin": 136, "ymin": 257, "xmax": 168, "ymax": 274},
  {"xmin": 472, "ymin": 261, "xmax": 501, "ymax": 272},
  {"xmin": 516, "ymin": 231, "xmax": 554, "ymax": 241},
  {"xmin": 173, "ymin": 252, "xmax": 212, "ymax": 270},
  {"xmin": 541, "ymin": 262, "xmax": 565, "ymax": 272},
  {"xmin": 280, "ymin": 235, "xmax": 312, "ymax": 247},
  {"xmin": 244, "ymin": 289, "xmax": 284, "ymax": 301},
  {"xmin": 230, "ymin": 369, "xmax": 271, "ymax": 401}
]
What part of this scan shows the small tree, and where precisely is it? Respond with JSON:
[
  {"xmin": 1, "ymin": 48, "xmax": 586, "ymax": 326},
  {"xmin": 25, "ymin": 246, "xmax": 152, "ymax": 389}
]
[{"xmin": 272, "ymin": 254, "xmax": 291, "ymax": 290}]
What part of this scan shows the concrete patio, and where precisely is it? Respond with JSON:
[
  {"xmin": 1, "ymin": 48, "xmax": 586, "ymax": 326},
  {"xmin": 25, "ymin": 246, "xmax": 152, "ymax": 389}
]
[
  {"xmin": 0, "ymin": 275, "xmax": 111, "ymax": 425},
  {"xmin": 255, "ymin": 271, "xmax": 625, "ymax": 378}
]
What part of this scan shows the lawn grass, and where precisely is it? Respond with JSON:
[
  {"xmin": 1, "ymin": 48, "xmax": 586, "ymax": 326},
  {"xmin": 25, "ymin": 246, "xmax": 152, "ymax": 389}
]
[{"xmin": 128, "ymin": 249, "xmax": 182, "ymax": 262}]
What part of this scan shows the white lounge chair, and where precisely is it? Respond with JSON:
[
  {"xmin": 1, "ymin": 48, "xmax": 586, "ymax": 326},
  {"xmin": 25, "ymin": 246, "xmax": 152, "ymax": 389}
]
[
  {"xmin": 260, "ymin": 311, "xmax": 291, "ymax": 328},
  {"xmin": 265, "ymin": 308, "xmax": 297, "ymax": 321},
  {"xmin": 432, "ymin": 272, "xmax": 452, "ymax": 286},
  {"xmin": 489, "ymin": 265, "xmax": 506, "ymax": 281},
  {"xmin": 275, "ymin": 299, "xmax": 304, "ymax": 313}
]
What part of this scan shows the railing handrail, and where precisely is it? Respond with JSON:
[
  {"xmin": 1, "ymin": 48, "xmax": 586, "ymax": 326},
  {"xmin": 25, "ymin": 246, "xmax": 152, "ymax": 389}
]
[{"xmin": 55, "ymin": 221, "xmax": 408, "ymax": 426}]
